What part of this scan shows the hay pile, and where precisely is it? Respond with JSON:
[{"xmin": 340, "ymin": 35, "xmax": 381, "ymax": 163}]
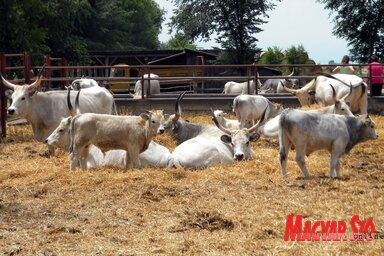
[{"xmin": 1, "ymin": 113, "xmax": 383, "ymax": 255}]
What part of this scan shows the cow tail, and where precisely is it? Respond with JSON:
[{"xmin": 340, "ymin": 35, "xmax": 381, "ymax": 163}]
[
  {"xmin": 232, "ymin": 97, "xmax": 238, "ymax": 113},
  {"xmin": 278, "ymin": 110, "xmax": 289, "ymax": 161},
  {"xmin": 359, "ymin": 82, "xmax": 367, "ymax": 99}
]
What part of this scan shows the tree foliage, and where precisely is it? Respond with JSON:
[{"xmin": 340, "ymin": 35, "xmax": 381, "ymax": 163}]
[
  {"xmin": 318, "ymin": 0, "xmax": 384, "ymax": 62},
  {"xmin": 161, "ymin": 32, "xmax": 198, "ymax": 50},
  {"xmin": 258, "ymin": 46, "xmax": 284, "ymax": 65},
  {"xmin": 0, "ymin": 0, "xmax": 164, "ymax": 63},
  {"xmin": 169, "ymin": 0, "xmax": 281, "ymax": 64}
]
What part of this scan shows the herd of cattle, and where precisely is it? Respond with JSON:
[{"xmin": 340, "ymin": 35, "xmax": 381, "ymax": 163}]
[{"xmin": 1, "ymin": 67, "xmax": 378, "ymax": 178}]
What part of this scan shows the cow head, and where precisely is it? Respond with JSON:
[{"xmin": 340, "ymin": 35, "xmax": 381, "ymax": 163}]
[
  {"xmin": 212, "ymin": 106, "xmax": 268, "ymax": 161},
  {"xmin": 45, "ymin": 87, "xmax": 80, "ymax": 150},
  {"xmin": 2, "ymin": 65, "xmax": 45, "ymax": 116},
  {"xmin": 359, "ymin": 115, "xmax": 378, "ymax": 141},
  {"xmin": 140, "ymin": 109, "xmax": 169, "ymax": 135},
  {"xmin": 45, "ymin": 116, "xmax": 73, "ymax": 150},
  {"xmin": 283, "ymin": 77, "xmax": 317, "ymax": 106}
]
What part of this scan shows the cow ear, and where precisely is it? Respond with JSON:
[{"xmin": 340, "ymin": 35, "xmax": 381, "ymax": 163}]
[
  {"xmin": 249, "ymin": 132, "xmax": 260, "ymax": 142},
  {"xmin": 163, "ymin": 114, "xmax": 170, "ymax": 121},
  {"xmin": 335, "ymin": 101, "xmax": 341, "ymax": 108},
  {"xmin": 345, "ymin": 102, "xmax": 351, "ymax": 107},
  {"xmin": 140, "ymin": 113, "xmax": 150, "ymax": 120},
  {"xmin": 5, "ymin": 89, "xmax": 13, "ymax": 98},
  {"xmin": 66, "ymin": 117, "xmax": 73, "ymax": 125},
  {"xmin": 220, "ymin": 134, "xmax": 232, "ymax": 144}
]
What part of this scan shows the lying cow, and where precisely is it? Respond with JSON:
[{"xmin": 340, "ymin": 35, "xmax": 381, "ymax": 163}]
[
  {"xmin": 212, "ymin": 107, "xmax": 267, "ymax": 161},
  {"xmin": 69, "ymin": 110, "xmax": 168, "ymax": 171},
  {"xmin": 278, "ymin": 109, "xmax": 378, "ymax": 178},
  {"xmin": 260, "ymin": 70, "xmax": 300, "ymax": 93},
  {"xmin": 223, "ymin": 79, "xmax": 261, "ymax": 95},
  {"xmin": 132, "ymin": 73, "xmax": 160, "ymax": 99},
  {"xmin": 233, "ymin": 94, "xmax": 283, "ymax": 128}
]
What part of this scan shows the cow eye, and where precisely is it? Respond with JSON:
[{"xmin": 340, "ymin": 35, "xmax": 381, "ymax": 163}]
[
  {"xmin": 151, "ymin": 120, "xmax": 156, "ymax": 124},
  {"xmin": 59, "ymin": 129, "xmax": 64, "ymax": 133},
  {"xmin": 21, "ymin": 97, "xmax": 26, "ymax": 100},
  {"xmin": 246, "ymin": 141, "xmax": 250, "ymax": 146},
  {"xmin": 341, "ymin": 108, "xmax": 345, "ymax": 111}
]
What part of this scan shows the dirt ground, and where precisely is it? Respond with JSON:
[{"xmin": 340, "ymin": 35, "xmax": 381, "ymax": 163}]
[{"xmin": 1, "ymin": 113, "xmax": 384, "ymax": 255}]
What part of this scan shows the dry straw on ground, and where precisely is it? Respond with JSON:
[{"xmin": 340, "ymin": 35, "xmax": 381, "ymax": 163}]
[{"xmin": 1, "ymin": 113, "xmax": 384, "ymax": 255}]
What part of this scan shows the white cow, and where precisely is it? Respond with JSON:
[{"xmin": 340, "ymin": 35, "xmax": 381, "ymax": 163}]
[
  {"xmin": 233, "ymin": 94, "xmax": 283, "ymax": 128},
  {"xmin": 212, "ymin": 110, "xmax": 242, "ymax": 129},
  {"xmin": 69, "ymin": 110, "xmax": 168, "ymax": 171},
  {"xmin": 212, "ymin": 107, "xmax": 267, "ymax": 161},
  {"xmin": 278, "ymin": 109, "xmax": 378, "ymax": 178},
  {"xmin": 165, "ymin": 93, "xmax": 234, "ymax": 169},
  {"xmin": 133, "ymin": 73, "xmax": 160, "ymax": 99},
  {"xmin": 69, "ymin": 77, "xmax": 100, "ymax": 90},
  {"xmin": 223, "ymin": 79, "xmax": 261, "ymax": 95},
  {"xmin": 2, "ymin": 67, "xmax": 116, "ymax": 156},
  {"xmin": 283, "ymin": 73, "xmax": 368, "ymax": 114}
]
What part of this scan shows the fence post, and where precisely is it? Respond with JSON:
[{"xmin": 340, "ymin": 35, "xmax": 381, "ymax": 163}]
[
  {"xmin": 254, "ymin": 65, "xmax": 259, "ymax": 95},
  {"xmin": 23, "ymin": 52, "xmax": 31, "ymax": 84},
  {"xmin": 0, "ymin": 52, "xmax": 7, "ymax": 138},
  {"xmin": 61, "ymin": 58, "xmax": 68, "ymax": 89},
  {"xmin": 43, "ymin": 54, "xmax": 51, "ymax": 91}
]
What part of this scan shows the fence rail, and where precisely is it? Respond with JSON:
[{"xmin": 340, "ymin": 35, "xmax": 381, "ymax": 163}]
[{"xmin": 1, "ymin": 51, "xmax": 383, "ymax": 138}]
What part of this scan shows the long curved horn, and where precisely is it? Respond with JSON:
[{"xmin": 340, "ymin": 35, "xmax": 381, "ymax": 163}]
[
  {"xmin": 329, "ymin": 84, "xmax": 336, "ymax": 101},
  {"xmin": 211, "ymin": 108, "xmax": 231, "ymax": 135},
  {"xmin": 340, "ymin": 82, "xmax": 353, "ymax": 101},
  {"xmin": 288, "ymin": 68, "xmax": 295, "ymax": 76},
  {"xmin": 172, "ymin": 91, "xmax": 187, "ymax": 122},
  {"xmin": 27, "ymin": 64, "xmax": 46, "ymax": 90},
  {"xmin": 75, "ymin": 89, "xmax": 81, "ymax": 115},
  {"xmin": 67, "ymin": 87, "xmax": 76, "ymax": 117},
  {"xmin": 247, "ymin": 105, "xmax": 268, "ymax": 133},
  {"xmin": 282, "ymin": 83, "xmax": 298, "ymax": 94},
  {"xmin": 1, "ymin": 74, "xmax": 18, "ymax": 90}
]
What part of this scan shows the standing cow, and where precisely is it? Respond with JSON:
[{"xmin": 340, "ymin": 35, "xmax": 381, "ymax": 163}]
[
  {"xmin": 283, "ymin": 73, "xmax": 368, "ymax": 114},
  {"xmin": 132, "ymin": 73, "xmax": 160, "ymax": 99},
  {"xmin": 278, "ymin": 109, "xmax": 378, "ymax": 178},
  {"xmin": 69, "ymin": 110, "xmax": 168, "ymax": 171},
  {"xmin": 2, "ymin": 66, "xmax": 115, "ymax": 156},
  {"xmin": 233, "ymin": 94, "xmax": 283, "ymax": 128}
]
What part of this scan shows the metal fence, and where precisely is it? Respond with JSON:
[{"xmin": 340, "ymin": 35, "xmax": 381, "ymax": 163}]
[{"xmin": 1, "ymin": 52, "xmax": 383, "ymax": 138}]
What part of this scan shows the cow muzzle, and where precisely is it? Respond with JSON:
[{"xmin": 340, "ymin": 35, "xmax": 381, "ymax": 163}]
[
  {"xmin": 158, "ymin": 128, "xmax": 165, "ymax": 134},
  {"xmin": 7, "ymin": 108, "xmax": 15, "ymax": 115},
  {"xmin": 234, "ymin": 153, "xmax": 244, "ymax": 161}
]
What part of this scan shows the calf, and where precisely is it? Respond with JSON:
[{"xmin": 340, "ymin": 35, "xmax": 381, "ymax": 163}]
[
  {"xmin": 278, "ymin": 109, "xmax": 378, "ymax": 178},
  {"xmin": 212, "ymin": 110, "xmax": 242, "ymax": 129},
  {"xmin": 69, "ymin": 110, "xmax": 168, "ymax": 171},
  {"xmin": 233, "ymin": 94, "xmax": 283, "ymax": 128}
]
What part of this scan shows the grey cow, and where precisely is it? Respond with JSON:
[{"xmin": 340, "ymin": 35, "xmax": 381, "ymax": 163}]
[{"xmin": 278, "ymin": 109, "xmax": 378, "ymax": 178}]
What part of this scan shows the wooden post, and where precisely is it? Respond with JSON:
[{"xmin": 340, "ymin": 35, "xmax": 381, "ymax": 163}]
[
  {"xmin": 23, "ymin": 52, "xmax": 31, "ymax": 84},
  {"xmin": 0, "ymin": 53, "xmax": 7, "ymax": 137},
  {"xmin": 61, "ymin": 58, "xmax": 68, "ymax": 89},
  {"xmin": 43, "ymin": 54, "xmax": 51, "ymax": 91}
]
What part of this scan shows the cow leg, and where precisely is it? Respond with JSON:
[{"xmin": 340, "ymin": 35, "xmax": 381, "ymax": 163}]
[
  {"xmin": 329, "ymin": 153, "xmax": 341, "ymax": 178},
  {"xmin": 128, "ymin": 147, "xmax": 141, "ymax": 168},
  {"xmin": 125, "ymin": 151, "xmax": 132, "ymax": 171},
  {"xmin": 279, "ymin": 133, "xmax": 291, "ymax": 178},
  {"xmin": 295, "ymin": 147, "xmax": 310, "ymax": 178},
  {"xmin": 79, "ymin": 146, "xmax": 90, "ymax": 171},
  {"xmin": 70, "ymin": 148, "xmax": 81, "ymax": 172}
]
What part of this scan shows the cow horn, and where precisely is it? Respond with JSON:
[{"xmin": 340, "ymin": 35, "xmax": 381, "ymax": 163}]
[
  {"xmin": 283, "ymin": 83, "xmax": 297, "ymax": 94},
  {"xmin": 211, "ymin": 108, "xmax": 231, "ymax": 135},
  {"xmin": 27, "ymin": 64, "xmax": 46, "ymax": 90},
  {"xmin": 247, "ymin": 105, "xmax": 268, "ymax": 133},
  {"xmin": 67, "ymin": 87, "xmax": 76, "ymax": 117},
  {"xmin": 173, "ymin": 91, "xmax": 187, "ymax": 122},
  {"xmin": 288, "ymin": 68, "xmax": 295, "ymax": 76},
  {"xmin": 329, "ymin": 84, "xmax": 336, "ymax": 101},
  {"xmin": 1, "ymin": 74, "xmax": 18, "ymax": 90},
  {"xmin": 340, "ymin": 82, "xmax": 353, "ymax": 101}
]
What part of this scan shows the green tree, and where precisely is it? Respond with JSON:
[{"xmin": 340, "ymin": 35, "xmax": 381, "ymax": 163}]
[
  {"xmin": 169, "ymin": 0, "xmax": 281, "ymax": 64},
  {"xmin": 258, "ymin": 46, "xmax": 284, "ymax": 64},
  {"xmin": 161, "ymin": 32, "xmax": 198, "ymax": 50},
  {"xmin": 318, "ymin": 0, "xmax": 384, "ymax": 62}
]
